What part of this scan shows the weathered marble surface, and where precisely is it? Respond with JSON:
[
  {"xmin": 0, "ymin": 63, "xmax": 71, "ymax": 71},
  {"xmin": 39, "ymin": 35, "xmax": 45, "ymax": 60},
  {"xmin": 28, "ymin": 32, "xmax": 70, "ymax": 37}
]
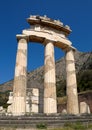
[{"xmin": 11, "ymin": 15, "xmax": 78, "ymax": 116}]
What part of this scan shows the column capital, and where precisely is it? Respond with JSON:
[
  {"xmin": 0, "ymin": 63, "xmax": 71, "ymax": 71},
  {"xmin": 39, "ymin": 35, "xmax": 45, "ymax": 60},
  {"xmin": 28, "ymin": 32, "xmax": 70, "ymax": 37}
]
[
  {"xmin": 16, "ymin": 34, "xmax": 29, "ymax": 42},
  {"xmin": 43, "ymin": 38, "xmax": 54, "ymax": 45},
  {"xmin": 64, "ymin": 46, "xmax": 77, "ymax": 52}
]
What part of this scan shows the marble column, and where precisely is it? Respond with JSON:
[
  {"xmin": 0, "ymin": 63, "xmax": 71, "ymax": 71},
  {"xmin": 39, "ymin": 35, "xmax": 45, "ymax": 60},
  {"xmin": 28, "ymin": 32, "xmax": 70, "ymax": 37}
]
[
  {"xmin": 12, "ymin": 35, "xmax": 28, "ymax": 116},
  {"xmin": 44, "ymin": 40, "xmax": 57, "ymax": 114},
  {"xmin": 65, "ymin": 48, "xmax": 79, "ymax": 115}
]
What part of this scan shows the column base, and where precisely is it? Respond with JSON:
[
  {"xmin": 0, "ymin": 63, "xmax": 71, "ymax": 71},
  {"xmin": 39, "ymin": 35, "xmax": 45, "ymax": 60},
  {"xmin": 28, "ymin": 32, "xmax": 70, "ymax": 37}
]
[
  {"xmin": 44, "ymin": 97, "xmax": 57, "ymax": 114},
  {"xmin": 12, "ymin": 97, "xmax": 26, "ymax": 116}
]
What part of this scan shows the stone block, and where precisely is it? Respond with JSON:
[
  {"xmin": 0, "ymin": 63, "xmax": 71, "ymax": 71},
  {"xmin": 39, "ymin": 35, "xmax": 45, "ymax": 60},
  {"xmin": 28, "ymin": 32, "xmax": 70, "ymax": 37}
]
[
  {"xmin": 31, "ymin": 88, "xmax": 39, "ymax": 96},
  {"xmin": 62, "ymin": 109, "xmax": 67, "ymax": 114},
  {"xmin": 0, "ymin": 106, "xmax": 3, "ymax": 111},
  {"xmin": 7, "ymin": 105, "xmax": 12, "ymax": 113},
  {"xmin": 26, "ymin": 104, "xmax": 30, "ymax": 113},
  {"xmin": 7, "ymin": 92, "xmax": 13, "ymax": 104},
  {"xmin": 31, "ymin": 104, "xmax": 38, "ymax": 113},
  {"xmin": 31, "ymin": 96, "xmax": 39, "ymax": 104},
  {"xmin": 80, "ymin": 102, "xmax": 90, "ymax": 114}
]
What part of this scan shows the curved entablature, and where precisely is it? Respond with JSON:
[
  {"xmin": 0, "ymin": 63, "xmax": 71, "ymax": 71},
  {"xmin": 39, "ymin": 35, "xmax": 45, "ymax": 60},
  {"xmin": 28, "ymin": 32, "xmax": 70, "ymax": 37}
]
[
  {"xmin": 16, "ymin": 15, "xmax": 76, "ymax": 51},
  {"xmin": 27, "ymin": 15, "xmax": 72, "ymax": 36},
  {"xmin": 18, "ymin": 15, "xmax": 75, "ymax": 51},
  {"xmin": 22, "ymin": 29, "xmax": 72, "ymax": 50},
  {"xmin": 16, "ymin": 33, "xmax": 76, "ymax": 51}
]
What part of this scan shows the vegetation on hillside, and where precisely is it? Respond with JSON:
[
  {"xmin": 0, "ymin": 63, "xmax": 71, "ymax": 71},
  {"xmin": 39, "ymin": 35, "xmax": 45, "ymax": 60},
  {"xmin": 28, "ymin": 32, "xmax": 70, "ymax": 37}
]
[
  {"xmin": 0, "ymin": 91, "xmax": 10, "ymax": 108},
  {"xmin": 56, "ymin": 51, "xmax": 92, "ymax": 97},
  {"xmin": 77, "ymin": 70, "xmax": 92, "ymax": 92},
  {"xmin": 56, "ymin": 80, "xmax": 66, "ymax": 97},
  {"xmin": 56, "ymin": 69, "xmax": 92, "ymax": 97},
  {"xmin": 0, "ymin": 51, "xmax": 92, "ymax": 108}
]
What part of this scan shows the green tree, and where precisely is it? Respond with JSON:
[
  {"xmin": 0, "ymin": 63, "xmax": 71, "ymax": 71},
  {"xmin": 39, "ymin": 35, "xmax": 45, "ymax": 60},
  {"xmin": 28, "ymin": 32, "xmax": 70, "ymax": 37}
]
[{"xmin": 77, "ymin": 69, "xmax": 92, "ymax": 92}]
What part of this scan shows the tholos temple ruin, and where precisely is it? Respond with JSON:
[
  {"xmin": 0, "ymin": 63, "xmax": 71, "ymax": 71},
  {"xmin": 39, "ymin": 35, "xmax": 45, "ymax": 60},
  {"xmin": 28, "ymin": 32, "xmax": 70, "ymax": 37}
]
[{"xmin": 7, "ymin": 15, "xmax": 80, "ymax": 116}]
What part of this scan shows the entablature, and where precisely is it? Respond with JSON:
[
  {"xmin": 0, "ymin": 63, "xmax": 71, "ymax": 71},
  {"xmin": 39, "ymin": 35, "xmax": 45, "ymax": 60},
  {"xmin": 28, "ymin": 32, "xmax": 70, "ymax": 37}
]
[{"xmin": 27, "ymin": 15, "xmax": 72, "ymax": 36}]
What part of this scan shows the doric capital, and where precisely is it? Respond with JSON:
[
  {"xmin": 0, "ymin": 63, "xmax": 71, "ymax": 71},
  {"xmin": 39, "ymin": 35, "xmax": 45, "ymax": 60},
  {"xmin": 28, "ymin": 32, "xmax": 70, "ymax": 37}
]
[
  {"xmin": 64, "ymin": 45, "xmax": 77, "ymax": 52},
  {"xmin": 16, "ymin": 34, "xmax": 29, "ymax": 42},
  {"xmin": 43, "ymin": 38, "xmax": 54, "ymax": 46}
]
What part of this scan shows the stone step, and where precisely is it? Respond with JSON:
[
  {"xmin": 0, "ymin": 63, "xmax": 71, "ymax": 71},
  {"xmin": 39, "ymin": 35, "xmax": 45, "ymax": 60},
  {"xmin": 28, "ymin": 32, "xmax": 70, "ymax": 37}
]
[
  {"xmin": 0, "ymin": 114, "xmax": 92, "ymax": 119},
  {"xmin": 0, "ymin": 117, "xmax": 91, "ymax": 128}
]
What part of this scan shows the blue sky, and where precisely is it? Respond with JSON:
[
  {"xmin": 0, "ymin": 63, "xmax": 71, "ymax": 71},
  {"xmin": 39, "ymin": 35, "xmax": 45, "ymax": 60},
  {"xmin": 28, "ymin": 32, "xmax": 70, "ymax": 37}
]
[{"xmin": 0, "ymin": 0, "xmax": 92, "ymax": 84}]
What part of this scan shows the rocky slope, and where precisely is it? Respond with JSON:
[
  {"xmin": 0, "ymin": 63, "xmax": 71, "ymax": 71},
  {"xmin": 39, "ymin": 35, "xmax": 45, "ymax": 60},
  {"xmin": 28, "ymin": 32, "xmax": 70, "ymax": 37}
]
[
  {"xmin": 0, "ymin": 51, "xmax": 92, "ymax": 112},
  {"xmin": 0, "ymin": 51, "xmax": 92, "ymax": 91}
]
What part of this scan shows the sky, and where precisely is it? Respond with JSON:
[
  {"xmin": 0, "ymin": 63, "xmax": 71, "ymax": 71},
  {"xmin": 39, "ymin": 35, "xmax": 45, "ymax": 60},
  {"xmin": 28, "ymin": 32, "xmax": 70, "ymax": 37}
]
[{"xmin": 0, "ymin": 0, "xmax": 92, "ymax": 84}]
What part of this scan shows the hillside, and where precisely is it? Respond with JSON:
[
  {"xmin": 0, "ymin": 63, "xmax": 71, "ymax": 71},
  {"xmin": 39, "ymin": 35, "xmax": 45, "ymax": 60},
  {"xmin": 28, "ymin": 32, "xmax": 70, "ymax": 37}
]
[
  {"xmin": 0, "ymin": 51, "xmax": 92, "ymax": 92},
  {"xmin": 0, "ymin": 51, "xmax": 92, "ymax": 111}
]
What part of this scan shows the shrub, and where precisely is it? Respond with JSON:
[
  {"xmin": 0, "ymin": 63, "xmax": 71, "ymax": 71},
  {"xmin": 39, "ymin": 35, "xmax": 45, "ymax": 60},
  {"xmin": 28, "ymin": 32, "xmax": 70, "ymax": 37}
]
[{"xmin": 36, "ymin": 123, "xmax": 47, "ymax": 129}]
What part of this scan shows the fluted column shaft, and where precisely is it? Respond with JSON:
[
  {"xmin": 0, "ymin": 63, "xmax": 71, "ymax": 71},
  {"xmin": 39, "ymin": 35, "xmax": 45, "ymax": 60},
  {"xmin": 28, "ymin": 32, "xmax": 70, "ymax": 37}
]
[
  {"xmin": 12, "ymin": 35, "xmax": 28, "ymax": 116},
  {"xmin": 44, "ymin": 40, "xmax": 57, "ymax": 114},
  {"xmin": 65, "ymin": 49, "xmax": 79, "ymax": 115}
]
